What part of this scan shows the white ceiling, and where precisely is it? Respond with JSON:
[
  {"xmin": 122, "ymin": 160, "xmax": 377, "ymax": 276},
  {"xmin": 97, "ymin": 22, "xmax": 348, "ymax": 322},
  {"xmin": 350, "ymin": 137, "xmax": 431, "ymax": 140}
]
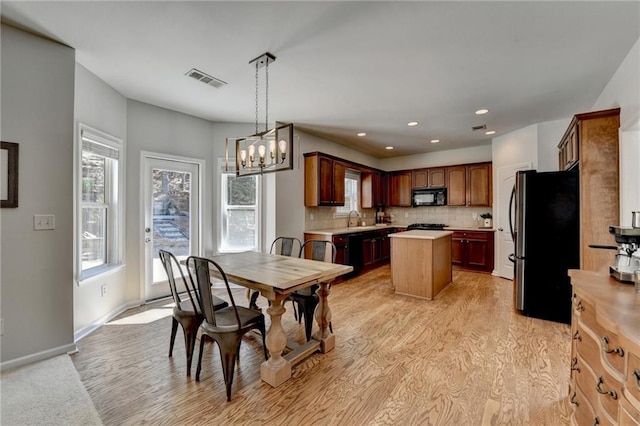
[{"xmin": 2, "ymin": 1, "xmax": 639, "ymax": 158}]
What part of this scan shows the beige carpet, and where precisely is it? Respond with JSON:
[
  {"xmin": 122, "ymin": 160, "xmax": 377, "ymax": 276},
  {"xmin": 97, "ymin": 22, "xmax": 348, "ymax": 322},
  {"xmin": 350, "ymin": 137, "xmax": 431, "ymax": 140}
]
[{"xmin": 1, "ymin": 354, "xmax": 102, "ymax": 426}]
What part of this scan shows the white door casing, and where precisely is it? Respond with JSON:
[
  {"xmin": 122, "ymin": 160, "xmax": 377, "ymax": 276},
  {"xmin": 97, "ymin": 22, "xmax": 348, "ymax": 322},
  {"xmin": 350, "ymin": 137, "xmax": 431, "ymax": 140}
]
[
  {"xmin": 141, "ymin": 153, "xmax": 202, "ymax": 301},
  {"xmin": 496, "ymin": 162, "xmax": 532, "ymax": 279}
]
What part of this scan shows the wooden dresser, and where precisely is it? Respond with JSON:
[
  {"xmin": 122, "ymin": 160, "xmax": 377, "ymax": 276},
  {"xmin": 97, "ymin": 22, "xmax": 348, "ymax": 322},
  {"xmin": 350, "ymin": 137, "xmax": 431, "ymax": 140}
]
[{"xmin": 568, "ymin": 270, "xmax": 640, "ymax": 425}]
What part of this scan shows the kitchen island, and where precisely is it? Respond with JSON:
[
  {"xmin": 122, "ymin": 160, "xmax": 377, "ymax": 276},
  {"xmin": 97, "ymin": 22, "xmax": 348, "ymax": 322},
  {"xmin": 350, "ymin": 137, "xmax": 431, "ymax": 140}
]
[{"xmin": 390, "ymin": 230, "xmax": 453, "ymax": 299}]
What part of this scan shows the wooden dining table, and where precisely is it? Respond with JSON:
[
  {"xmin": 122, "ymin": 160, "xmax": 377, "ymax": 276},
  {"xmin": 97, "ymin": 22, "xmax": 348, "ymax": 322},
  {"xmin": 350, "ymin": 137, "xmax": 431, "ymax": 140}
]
[{"xmin": 187, "ymin": 251, "xmax": 353, "ymax": 387}]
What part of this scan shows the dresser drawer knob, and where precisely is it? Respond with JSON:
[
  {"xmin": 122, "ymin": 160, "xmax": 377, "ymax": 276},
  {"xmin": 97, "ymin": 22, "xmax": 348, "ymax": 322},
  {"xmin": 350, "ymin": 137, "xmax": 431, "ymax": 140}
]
[
  {"xmin": 571, "ymin": 357, "xmax": 580, "ymax": 373},
  {"xmin": 570, "ymin": 391, "xmax": 579, "ymax": 407},
  {"xmin": 595, "ymin": 376, "xmax": 618, "ymax": 400},
  {"xmin": 601, "ymin": 336, "xmax": 624, "ymax": 357},
  {"xmin": 576, "ymin": 301, "xmax": 585, "ymax": 312},
  {"xmin": 593, "ymin": 417, "xmax": 600, "ymax": 426},
  {"xmin": 573, "ymin": 331, "xmax": 582, "ymax": 342}
]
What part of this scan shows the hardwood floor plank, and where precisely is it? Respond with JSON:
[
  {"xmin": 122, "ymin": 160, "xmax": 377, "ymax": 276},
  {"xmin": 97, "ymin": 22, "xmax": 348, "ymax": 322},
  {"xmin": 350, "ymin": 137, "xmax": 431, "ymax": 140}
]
[{"xmin": 71, "ymin": 265, "xmax": 571, "ymax": 425}]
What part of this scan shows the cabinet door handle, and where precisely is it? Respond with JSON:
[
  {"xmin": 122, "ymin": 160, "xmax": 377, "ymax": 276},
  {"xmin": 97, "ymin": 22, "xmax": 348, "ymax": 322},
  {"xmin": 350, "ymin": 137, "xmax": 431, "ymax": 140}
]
[
  {"xmin": 633, "ymin": 369, "xmax": 640, "ymax": 391},
  {"xmin": 573, "ymin": 331, "xmax": 582, "ymax": 342},
  {"xmin": 571, "ymin": 357, "xmax": 580, "ymax": 373},
  {"xmin": 595, "ymin": 376, "xmax": 617, "ymax": 400},
  {"xmin": 576, "ymin": 301, "xmax": 585, "ymax": 312},
  {"xmin": 570, "ymin": 392, "xmax": 579, "ymax": 407},
  {"xmin": 593, "ymin": 417, "xmax": 600, "ymax": 426},
  {"xmin": 601, "ymin": 336, "xmax": 624, "ymax": 357}
]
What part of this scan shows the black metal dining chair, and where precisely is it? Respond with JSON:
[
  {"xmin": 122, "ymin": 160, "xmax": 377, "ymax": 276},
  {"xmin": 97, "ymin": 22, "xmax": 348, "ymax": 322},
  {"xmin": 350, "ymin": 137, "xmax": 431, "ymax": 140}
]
[
  {"xmin": 290, "ymin": 239, "xmax": 337, "ymax": 342},
  {"xmin": 187, "ymin": 255, "xmax": 267, "ymax": 401},
  {"xmin": 158, "ymin": 250, "xmax": 229, "ymax": 376}
]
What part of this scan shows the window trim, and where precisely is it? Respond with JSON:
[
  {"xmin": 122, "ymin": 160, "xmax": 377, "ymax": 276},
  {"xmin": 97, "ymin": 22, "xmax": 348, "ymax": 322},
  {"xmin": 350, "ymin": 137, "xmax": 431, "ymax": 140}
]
[
  {"xmin": 75, "ymin": 123, "xmax": 125, "ymax": 284},
  {"xmin": 217, "ymin": 159, "xmax": 262, "ymax": 253},
  {"xmin": 335, "ymin": 168, "xmax": 361, "ymax": 216}
]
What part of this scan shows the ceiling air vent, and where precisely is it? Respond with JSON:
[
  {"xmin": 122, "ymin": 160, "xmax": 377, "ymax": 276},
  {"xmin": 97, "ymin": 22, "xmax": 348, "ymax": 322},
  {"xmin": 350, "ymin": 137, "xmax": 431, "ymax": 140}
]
[
  {"xmin": 185, "ymin": 68, "xmax": 227, "ymax": 89},
  {"xmin": 472, "ymin": 124, "xmax": 487, "ymax": 131}
]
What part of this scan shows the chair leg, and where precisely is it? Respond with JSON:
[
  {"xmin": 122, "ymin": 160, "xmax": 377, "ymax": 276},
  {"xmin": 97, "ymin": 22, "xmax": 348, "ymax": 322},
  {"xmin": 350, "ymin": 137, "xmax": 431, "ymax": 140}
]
[
  {"xmin": 169, "ymin": 317, "xmax": 178, "ymax": 357},
  {"xmin": 216, "ymin": 334, "xmax": 241, "ymax": 401},
  {"xmin": 183, "ymin": 325, "xmax": 199, "ymax": 377},
  {"xmin": 258, "ymin": 321, "xmax": 268, "ymax": 360},
  {"xmin": 195, "ymin": 335, "xmax": 207, "ymax": 382},
  {"xmin": 301, "ymin": 298, "xmax": 318, "ymax": 342}
]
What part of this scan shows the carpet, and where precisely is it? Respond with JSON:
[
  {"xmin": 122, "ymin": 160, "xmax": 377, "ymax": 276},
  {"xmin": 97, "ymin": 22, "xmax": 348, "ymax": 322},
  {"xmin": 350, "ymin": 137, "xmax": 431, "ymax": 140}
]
[{"xmin": 1, "ymin": 354, "xmax": 102, "ymax": 426}]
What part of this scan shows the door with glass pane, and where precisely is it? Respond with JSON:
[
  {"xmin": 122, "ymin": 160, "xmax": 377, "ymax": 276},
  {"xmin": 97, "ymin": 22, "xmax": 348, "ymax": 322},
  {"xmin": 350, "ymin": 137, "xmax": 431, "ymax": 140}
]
[
  {"xmin": 220, "ymin": 173, "xmax": 260, "ymax": 252},
  {"xmin": 143, "ymin": 156, "xmax": 200, "ymax": 301}
]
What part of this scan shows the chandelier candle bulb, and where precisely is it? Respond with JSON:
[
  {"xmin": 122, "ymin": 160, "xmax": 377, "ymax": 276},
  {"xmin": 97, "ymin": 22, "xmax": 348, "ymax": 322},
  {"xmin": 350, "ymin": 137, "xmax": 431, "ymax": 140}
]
[
  {"xmin": 248, "ymin": 144, "xmax": 255, "ymax": 166},
  {"xmin": 269, "ymin": 140, "xmax": 276, "ymax": 163},
  {"xmin": 258, "ymin": 145, "xmax": 266, "ymax": 166},
  {"xmin": 279, "ymin": 139, "xmax": 287, "ymax": 161},
  {"xmin": 240, "ymin": 149, "xmax": 247, "ymax": 167}
]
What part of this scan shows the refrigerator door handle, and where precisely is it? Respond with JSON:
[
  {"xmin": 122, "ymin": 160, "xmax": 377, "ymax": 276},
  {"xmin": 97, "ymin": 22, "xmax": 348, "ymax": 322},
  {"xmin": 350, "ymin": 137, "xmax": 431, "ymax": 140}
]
[{"xmin": 508, "ymin": 184, "xmax": 516, "ymax": 242}]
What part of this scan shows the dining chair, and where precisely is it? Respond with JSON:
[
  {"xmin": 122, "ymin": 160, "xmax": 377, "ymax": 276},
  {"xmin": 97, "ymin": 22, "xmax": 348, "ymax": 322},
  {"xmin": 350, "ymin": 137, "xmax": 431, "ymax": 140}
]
[
  {"xmin": 187, "ymin": 255, "xmax": 268, "ymax": 401},
  {"xmin": 248, "ymin": 236, "xmax": 302, "ymax": 310},
  {"xmin": 290, "ymin": 239, "xmax": 337, "ymax": 342},
  {"xmin": 158, "ymin": 250, "xmax": 229, "ymax": 377}
]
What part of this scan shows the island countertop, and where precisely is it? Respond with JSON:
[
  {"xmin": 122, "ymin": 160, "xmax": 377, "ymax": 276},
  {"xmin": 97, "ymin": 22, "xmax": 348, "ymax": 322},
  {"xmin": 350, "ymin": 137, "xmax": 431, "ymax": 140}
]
[{"xmin": 389, "ymin": 230, "xmax": 453, "ymax": 240}]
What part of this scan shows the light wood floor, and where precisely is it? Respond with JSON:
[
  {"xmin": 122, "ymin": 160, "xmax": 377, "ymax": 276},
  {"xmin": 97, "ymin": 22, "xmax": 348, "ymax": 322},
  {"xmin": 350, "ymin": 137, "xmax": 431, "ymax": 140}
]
[{"xmin": 71, "ymin": 266, "xmax": 572, "ymax": 425}]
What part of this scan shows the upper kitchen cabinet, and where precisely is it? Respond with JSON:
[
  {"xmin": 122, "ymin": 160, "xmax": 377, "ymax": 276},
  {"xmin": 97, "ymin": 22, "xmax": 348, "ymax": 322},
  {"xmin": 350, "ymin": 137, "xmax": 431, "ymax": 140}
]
[
  {"xmin": 362, "ymin": 170, "xmax": 386, "ymax": 208},
  {"xmin": 558, "ymin": 108, "xmax": 620, "ymax": 274},
  {"xmin": 412, "ymin": 167, "xmax": 446, "ymax": 189},
  {"xmin": 446, "ymin": 162, "xmax": 492, "ymax": 207},
  {"xmin": 388, "ymin": 171, "xmax": 412, "ymax": 207},
  {"xmin": 304, "ymin": 152, "xmax": 346, "ymax": 207}
]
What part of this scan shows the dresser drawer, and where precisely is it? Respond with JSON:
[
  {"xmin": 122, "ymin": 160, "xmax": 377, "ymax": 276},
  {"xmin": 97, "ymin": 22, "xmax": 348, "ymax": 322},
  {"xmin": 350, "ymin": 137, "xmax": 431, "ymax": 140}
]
[
  {"xmin": 576, "ymin": 322, "xmax": 603, "ymax": 373},
  {"xmin": 574, "ymin": 357, "xmax": 600, "ymax": 415},
  {"xmin": 597, "ymin": 367, "xmax": 624, "ymax": 421},
  {"xmin": 627, "ymin": 353, "xmax": 640, "ymax": 405},
  {"xmin": 575, "ymin": 294, "xmax": 598, "ymax": 331},
  {"xmin": 619, "ymin": 392, "xmax": 640, "ymax": 425},
  {"xmin": 572, "ymin": 386, "xmax": 599, "ymax": 426}
]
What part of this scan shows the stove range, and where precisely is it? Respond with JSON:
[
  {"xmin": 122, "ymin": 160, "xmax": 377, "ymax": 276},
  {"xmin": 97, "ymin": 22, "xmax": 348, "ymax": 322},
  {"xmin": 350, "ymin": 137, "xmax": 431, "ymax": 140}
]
[{"xmin": 406, "ymin": 223, "xmax": 447, "ymax": 230}]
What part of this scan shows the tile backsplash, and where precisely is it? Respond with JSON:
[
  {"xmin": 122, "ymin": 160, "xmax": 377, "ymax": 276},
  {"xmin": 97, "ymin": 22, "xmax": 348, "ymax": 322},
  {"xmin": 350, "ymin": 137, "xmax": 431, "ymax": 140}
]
[{"xmin": 305, "ymin": 205, "xmax": 494, "ymax": 230}]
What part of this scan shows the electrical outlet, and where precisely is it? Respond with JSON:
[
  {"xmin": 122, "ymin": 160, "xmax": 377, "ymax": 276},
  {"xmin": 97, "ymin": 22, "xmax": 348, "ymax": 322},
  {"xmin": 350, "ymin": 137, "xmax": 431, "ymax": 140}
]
[
  {"xmin": 309, "ymin": 213, "xmax": 314, "ymax": 221},
  {"xmin": 34, "ymin": 214, "xmax": 55, "ymax": 230},
  {"xmin": 101, "ymin": 284, "xmax": 107, "ymax": 297}
]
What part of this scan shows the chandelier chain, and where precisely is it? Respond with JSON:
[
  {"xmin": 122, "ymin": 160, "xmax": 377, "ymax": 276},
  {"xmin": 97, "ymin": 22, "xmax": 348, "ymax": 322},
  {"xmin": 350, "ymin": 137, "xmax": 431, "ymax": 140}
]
[
  {"xmin": 265, "ymin": 60, "xmax": 269, "ymax": 132},
  {"xmin": 254, "ymin": 60, "xmax": 259, "ymax": 135}
]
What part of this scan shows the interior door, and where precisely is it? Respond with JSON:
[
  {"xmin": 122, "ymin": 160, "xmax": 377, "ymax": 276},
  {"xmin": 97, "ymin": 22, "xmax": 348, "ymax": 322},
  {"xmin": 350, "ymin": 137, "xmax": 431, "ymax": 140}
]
[
  {"xmin": 142, "ymin": 155, "xmax": 201, "ymax": 301},
  {"xmin": 496, "ymin": 163, "xmax": 531, "ymax": 279}
]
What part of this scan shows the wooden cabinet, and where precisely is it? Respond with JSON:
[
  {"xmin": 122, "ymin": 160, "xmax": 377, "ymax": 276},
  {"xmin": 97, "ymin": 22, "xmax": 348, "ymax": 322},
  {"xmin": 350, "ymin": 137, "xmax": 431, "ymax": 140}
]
[
  {"xmin": 557, "ymin": 108, "xmax": 620, "ymax": 274},
  {"xmin": 558, "ymin": 123, "xmax": 579, "ymax": 171},
  {"xmin": 361, "ymin": 170, "xmax": 386, "ymax": 208},
  {"xmin": 332, "ymin": 235, "xmax": 348, "ymax": 266},
  {"xmin": 568, "ymin": 270, "xmax": 640, "ymax": 426},
  {"xmin": 450, "ymin": 230, "xmax": 494, "ymax": 273},
  {"xmin": 446, "ymin": 163, "xmax": 492, "ymax": 207},
  {"xmin": 362, "ymin": 228, "xmax": 393, "ymax": 268},
  {"xmin": 304, "ymin": 152, "xmax": 345, "ymax": 206},
  {"xmin": 388, "ymin": 171, "xmax": 412, "ymax": 207},
  {"xmin": 412, "ymin": 167, "xmax": 446, "ymax": 189}
]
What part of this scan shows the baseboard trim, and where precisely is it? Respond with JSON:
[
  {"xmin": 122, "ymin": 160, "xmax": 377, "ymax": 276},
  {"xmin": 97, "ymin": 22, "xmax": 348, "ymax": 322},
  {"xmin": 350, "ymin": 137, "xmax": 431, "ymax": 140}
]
[
  {"xmin": 74, "ymin": 300, "xmax": 142, "ymax": 342},
  {"xmin": 0, "ymin": 343, "xmax": 78, "ymax": 372}
]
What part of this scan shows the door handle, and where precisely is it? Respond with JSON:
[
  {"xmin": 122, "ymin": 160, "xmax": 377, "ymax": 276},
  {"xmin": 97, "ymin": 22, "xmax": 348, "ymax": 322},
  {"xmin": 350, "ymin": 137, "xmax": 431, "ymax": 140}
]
[{"xmin": 508, "ymin": 253, "xmax": 515, "ymax": 263}]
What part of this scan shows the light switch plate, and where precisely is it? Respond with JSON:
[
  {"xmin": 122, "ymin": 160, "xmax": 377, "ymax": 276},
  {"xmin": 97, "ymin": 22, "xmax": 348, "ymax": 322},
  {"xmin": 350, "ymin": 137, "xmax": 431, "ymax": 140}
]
[{"xmin": 34, "ymin": 214, "xmax": 55, "ymax": 230}]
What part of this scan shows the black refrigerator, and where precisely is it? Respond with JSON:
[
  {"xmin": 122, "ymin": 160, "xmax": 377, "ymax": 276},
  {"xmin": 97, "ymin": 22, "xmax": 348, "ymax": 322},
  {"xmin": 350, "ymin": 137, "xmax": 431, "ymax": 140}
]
[{"xmin": 509, "ymin": 170, "xmax": 579, "ymax": 324}]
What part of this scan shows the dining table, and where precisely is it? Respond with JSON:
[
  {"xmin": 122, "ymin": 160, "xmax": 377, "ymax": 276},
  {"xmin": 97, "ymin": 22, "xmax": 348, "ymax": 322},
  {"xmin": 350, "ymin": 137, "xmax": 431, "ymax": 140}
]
[{"xmin": 185, "ymin": 251, "xmax": 353, "ymax": 387}]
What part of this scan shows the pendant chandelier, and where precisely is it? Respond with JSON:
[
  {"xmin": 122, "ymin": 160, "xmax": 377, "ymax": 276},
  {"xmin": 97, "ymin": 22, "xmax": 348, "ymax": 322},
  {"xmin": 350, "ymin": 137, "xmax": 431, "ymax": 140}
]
[{"xmin": 226, "ymin": 52, "xmax": 293, "ymax": 176}]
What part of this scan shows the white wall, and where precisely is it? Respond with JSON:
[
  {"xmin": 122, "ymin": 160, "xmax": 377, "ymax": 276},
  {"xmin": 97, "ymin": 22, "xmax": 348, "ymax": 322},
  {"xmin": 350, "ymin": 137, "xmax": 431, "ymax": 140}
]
[
  {"xmin": 1, "ymin": 25, "xmax": 76, "ymax": 369},
  {"xmin": 125, "ymin": 100, "xmax": 217, "ymax": 301},
  {"xmin": 73, "ymin": 64, "xmax": 129, "ymax": 339},
  {"xmin": 380, "ymin": 145, "xmax": 492, "ymax": 171},
  {"xmin": 591, "ymin": 36, "xmax": 640, "ymax": 225}
]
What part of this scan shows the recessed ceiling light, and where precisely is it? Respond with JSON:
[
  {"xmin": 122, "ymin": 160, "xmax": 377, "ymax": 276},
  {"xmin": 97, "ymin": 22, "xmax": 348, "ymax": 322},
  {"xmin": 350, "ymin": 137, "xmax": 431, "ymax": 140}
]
[
  {"xmin": 475, "ymin": 108, "xmax": 489, "ymax": 115},
  {"xmin": 485, "ymin": 130, "xmax": 496, "ymax": 135},
  {"xmin": 407, "ymin": 121, "xmax": 419, "ymax": 127},
  {"xmin": 357, "ymin": 132, "xmax": 366, "ymax": 137},
  {"xmin": 385, "ymin": 146, "xmax": 394, "ymax": 150},
  {"xmin": 430, "ymin": 139, "xmax": 440, "ymax": 143}
]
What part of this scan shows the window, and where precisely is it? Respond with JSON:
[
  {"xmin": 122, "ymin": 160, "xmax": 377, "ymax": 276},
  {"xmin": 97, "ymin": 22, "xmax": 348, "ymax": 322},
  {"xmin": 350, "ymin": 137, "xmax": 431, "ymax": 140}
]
[
  {"xmin": 336, "ymin": 169, "xmax": 360, "ymax": 215},
  {"xmin": 77, "ymin": 124, "xmax": 123, "ymax": 280},
  {"xmin": 220, "ymin": 172, "xmax": 261, "ymax": 252}
]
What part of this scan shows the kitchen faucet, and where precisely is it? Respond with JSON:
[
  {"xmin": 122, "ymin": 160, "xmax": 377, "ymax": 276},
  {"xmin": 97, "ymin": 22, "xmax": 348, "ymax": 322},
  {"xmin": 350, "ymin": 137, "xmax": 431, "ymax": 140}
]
[{"xmin": 347, "ymin": 210, "xmax": 361, "ymax": 227}]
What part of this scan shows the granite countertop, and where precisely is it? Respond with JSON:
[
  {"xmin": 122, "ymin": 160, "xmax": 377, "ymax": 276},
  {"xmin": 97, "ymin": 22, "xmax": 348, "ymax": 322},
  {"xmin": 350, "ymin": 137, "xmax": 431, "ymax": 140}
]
[
  {"xmin": 304, "ymin": 225, "xmax": 494, "ymax": 236},
  {"xmin": 389, "ymin": 230, "xmax": 453, "ymax": 240}
]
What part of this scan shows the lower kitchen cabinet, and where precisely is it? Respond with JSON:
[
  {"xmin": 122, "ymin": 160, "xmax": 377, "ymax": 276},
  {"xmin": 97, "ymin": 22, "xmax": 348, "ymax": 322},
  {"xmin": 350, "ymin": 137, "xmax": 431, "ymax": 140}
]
[
  {"xmin": 332, "ymin": 235, "xmax": 348, "ymax": 265},
  {"xmin": 362, "ymin": 228, "xmax": 393, "ymax": 268},
  {"xmin": 568, "ymin": 270, "xmax": 640, "ymax": 426},
  {"xmin": 451, "ymin": 230, "xmax": 494, "ymax": 273}
]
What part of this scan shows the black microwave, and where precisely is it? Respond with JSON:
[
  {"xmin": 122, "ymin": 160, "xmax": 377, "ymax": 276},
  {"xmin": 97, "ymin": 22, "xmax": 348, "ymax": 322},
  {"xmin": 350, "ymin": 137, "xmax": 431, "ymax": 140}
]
[{"xmin": 412, "ymin": 188, "xmax": 447, "ymax": 207}]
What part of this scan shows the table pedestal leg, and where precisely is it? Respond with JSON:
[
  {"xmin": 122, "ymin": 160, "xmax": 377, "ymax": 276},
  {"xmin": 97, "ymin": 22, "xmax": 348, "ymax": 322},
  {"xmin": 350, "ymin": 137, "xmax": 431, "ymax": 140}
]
[
  {"xmin": 313, "ymin": 281, "xmax": 335, "ymax": 352},
  {"xmin": 260, "ymin": 296, "xmax": 291, "ymax": 387}
]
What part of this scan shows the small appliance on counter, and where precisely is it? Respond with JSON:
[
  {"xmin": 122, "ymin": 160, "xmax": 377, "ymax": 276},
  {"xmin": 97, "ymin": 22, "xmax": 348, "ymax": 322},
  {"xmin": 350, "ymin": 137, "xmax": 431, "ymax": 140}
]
[{"xmin": 600, "ymin": 226, "xmax": 640, "ymax": 283}]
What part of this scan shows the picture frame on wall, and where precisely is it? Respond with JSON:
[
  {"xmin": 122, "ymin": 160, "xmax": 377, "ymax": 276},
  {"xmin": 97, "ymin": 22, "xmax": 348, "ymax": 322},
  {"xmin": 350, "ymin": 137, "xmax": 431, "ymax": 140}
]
[{"xmin": 1, "ymin": 141, "xmax": 19, "ymax": 208}]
